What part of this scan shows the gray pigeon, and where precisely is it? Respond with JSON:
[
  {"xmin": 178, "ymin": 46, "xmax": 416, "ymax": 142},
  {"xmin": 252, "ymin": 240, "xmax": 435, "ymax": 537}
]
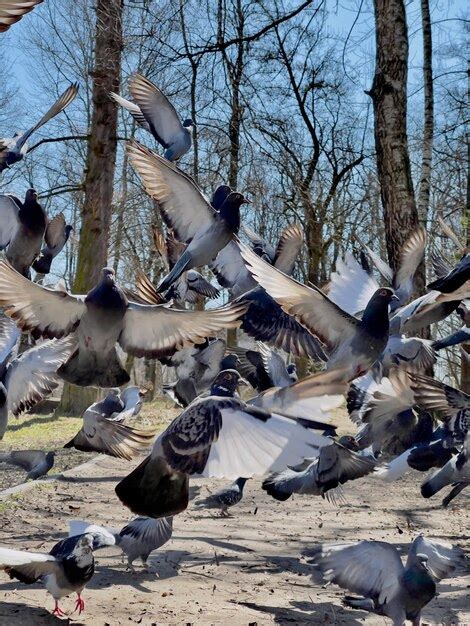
[
  {"xmin": 116, "ymin": 369, "xmax": 339, "ymax": 519},
  {"xmin": 194, "ymin": 477, "xmax": 248, "ymax": 516},
  {"xmin": 4, "ymin": 189, "xmax": 47, "ymax": 277},
  {"xmin": 239, "ymin": 243, "xmax": 397, "ymax": 380},
  {"xmin": 427, "ymin": 250, "xmax": 470, "ymax": 294},
  {"xmin": 0, "ymin": 83, "xmax": 78, "ymax": 172},
  {"xmin": 227, "ymin": 342, "xmax": 297, "ymax": 392},
  {"xmin": 0, "ymin": 0, "xmax": 43, "ymax": 32},
  {"xmin": 0, "ymin": 533, "xmax": 95, "ymax": 617},
  {"xmin": 262, "ymin": 436, "xmax": 376, "ymax": 502},
  {"xmin": 111, "ymin": 73, "xmax": 192, "ymax": 161},
  {"xmin": 0, "ymin": 449, "xmax": 54, "ymax": 479},
  {"xmin": 421, "ymin": 434, "xmax": 469, "ymax": 504},
  {"xmin": 0, "ymin": 262, "xmax": 246, "ymax": 388},
  {"xmin": 32, "ymin": 212, "xmax": 73, "ymax": 275},
  {"xmin": 309, "ymin": 536, "xmax": 466, "ymax": 626},
  {"xmin": 0, "ymin": 318, "xmax": 75, "ymax": 438},
  {"xmin": 69, "ymin": 516, "xmax": 173, "ymax": 571}
]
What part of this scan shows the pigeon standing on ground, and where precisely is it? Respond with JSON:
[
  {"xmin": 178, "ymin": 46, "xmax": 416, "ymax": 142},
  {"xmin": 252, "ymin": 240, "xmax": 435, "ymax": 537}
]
[
  {"xmin": 0, "ymin": 533, "xmax": 95, "ymax": 617},
  {"xmin": 2, "ymin": 189, "xmax": 47, "ymax": 277},
  {"xmin": 0, "ymin": 83, "xmax": 78, "ymax": 172},
  {"xmin": 0, "ymin": 0, "xmax": 43, "ymax": 33},
  {"xmin": 239, "ymin": 243, "xmax": 397, "ymax": 379},
  {"xmin": 32, "ymin": 212, "xmax": 74, "ymax": 275},
  {"xmin": 0, "ymin": 449, "xmax": 54, "ymax": 479},
  {"xmin": 111, "ymin": 73, "xmax": 192, "ymax": 161},
  {"xmin": 116, "ymin": 369, "xmax": 344, "ymax": 519},
  {"xmin": 69, "ymin": 516, "xmax": 173, "ymax": 572},
  {"xmin": 194, "ymin": 477, "xmax": 248, "ymax": 516},
  {"xmin": 309, "ymin": 536, "xmax": 466, "ymax": 626},
  {"xmin": 0, "ymin": 263, "xmax": 246, "ymax": 387}
]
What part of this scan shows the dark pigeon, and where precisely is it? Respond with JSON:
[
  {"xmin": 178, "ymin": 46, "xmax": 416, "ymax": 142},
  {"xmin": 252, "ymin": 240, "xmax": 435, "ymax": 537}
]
[
  {"xmin": 427, "ymin": 251, "xmax": 470, "ymax": 294},
  {"xmin": 32, "ymin": 213, "xmax": 73, "ymax": 275},
  {"xmin": 0, "ymin": 449, "xmax": 54, "ymax": 479},
  {"xmin": 5, "ymin": 189, "xmax": 46, "ymax": 277}
]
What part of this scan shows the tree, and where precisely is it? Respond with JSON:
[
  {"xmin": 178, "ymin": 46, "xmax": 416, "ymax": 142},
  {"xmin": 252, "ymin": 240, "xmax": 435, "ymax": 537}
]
[{"xmin": 60, "ymin": 0, "xmax": 124, "ymax": 413}]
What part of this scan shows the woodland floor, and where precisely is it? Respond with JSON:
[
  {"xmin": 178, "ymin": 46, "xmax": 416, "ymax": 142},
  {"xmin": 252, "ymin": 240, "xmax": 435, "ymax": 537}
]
[{"xmin": 0, "ymin": 402, "xmax": 468, "ymax": 625}]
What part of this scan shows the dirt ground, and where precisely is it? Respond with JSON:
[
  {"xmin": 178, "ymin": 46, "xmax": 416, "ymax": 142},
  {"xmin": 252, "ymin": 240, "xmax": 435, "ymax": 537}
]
[{"xmin": 0, "ymin": 408, "xmax": 468, "ymax": 625}]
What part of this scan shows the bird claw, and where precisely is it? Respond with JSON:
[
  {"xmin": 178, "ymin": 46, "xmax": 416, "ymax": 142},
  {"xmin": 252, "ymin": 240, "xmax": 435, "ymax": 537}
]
[
  {"xmin": 73, "ymin": 594, "xmax": 85, "ymax": 615},
  {"xmin": 52, "ymin": 602, "xmax": 66, "ymax": 617}
]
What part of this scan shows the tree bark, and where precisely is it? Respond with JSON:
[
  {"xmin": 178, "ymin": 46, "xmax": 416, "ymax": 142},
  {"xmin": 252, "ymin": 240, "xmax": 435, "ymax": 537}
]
[
  {"xmin": 59, "ymin": 0, "xmax": 124, "ymax": 415},
  {"xmin": 369, "ymin": 0, "xmax": 424, "ymax": 293},
  {"xmin": 461, "ymin": 63, "xmax": 470, "ymax": 392}
]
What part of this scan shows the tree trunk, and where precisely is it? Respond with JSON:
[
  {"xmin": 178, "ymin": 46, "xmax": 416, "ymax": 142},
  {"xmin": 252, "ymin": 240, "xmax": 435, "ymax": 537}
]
[
  {"xmin": 417, "ymin": 0, "xmax": 434, "ymax": 224},
  {"xmin": 461, "ymin": 67, "xmax": 470, "ymax": 393},
  {"xmin": 369, "ymin": 0, "xmax": 424, "ymax": 293},
  {"xmin": 59, "ymin": 0, "xmax": 124, "ymax": 415}
]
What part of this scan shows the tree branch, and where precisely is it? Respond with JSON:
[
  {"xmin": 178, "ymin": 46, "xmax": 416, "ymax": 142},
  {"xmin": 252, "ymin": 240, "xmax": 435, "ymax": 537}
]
[{"xmin": 28, "ymin": 135, "xmax": 91, "ymax": 152}]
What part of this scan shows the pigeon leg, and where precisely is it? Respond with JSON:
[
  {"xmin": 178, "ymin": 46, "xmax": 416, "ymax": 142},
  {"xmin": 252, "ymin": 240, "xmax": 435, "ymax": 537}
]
[
  {"xmin": 52, "ymin": 601, "xmax": 66, "ymax": 617},
  {"xmin": 73, "ymin": 592, "xmax": 85, "ymax": 615}
]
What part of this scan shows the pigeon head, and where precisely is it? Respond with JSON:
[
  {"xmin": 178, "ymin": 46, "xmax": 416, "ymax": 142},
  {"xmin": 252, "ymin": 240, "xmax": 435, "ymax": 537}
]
[
  {"xmin": 74, "ymin": 533, "xmax": 94, "ymax": 555},
  {"xmin": 210, "ymin": 369, "xmax": 241, "ymax": 396},
  {"xmin": 25, "ymin": 188, "xmax": 38, "ymax": 202},
  {"xmin": 65, "ymin": 224, "xmax": 74, "ymax": 238},
  {"xmin": 236, "ymin": 477, "xmax": 248, "ymax": 489},
  {"xmin": 100, "ymin": 267, "xmax": 116, "ymax": 284},
  {"xmin": 219, "ymin": 192, "xmax": 250, "ymax": 233},
  {"xmin": 371, "ymin": 288, "xmax": 398, "ymax": 305},
  {"xmin": 183, "ymin": 119, "xmax": 194, "ymax": 128},
  {"xmin": 337, "ymin": 435, "xmax": 359, "ymax": 451},
  {"xmin": 45, "ymin": 451, "xmax": 55, "ymax": 465}
]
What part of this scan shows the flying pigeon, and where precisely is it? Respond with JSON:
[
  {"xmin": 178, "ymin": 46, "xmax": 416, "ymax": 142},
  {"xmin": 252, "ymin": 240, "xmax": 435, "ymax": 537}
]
[
  {"xmin": 111, "ymin": 73, "xmax": 192, "ymax": 161},
  {"xmin": 432, "ymin": 327, "xmax": 470, "ymax": 351},
  {"xmin": 0, "ymin": 449, "xmax": 54, "ymax": 479},
  {"xmin": 427, "ymin": 250, "xmax": 470, "ymax": 294},
  {"xmin": 0, "ymin": 318, "xmax": 75, "ymax": 438},
  {"xmin": 0, "ymin": 83, "xmax": 78, "ymax": 172},
  {"xmin": 0, "ymin": 0, "xmax": 43, "ymax": 33},
  {"xmin": 32, "ymin": 212, "xmax": 74, "ymax": 275},
  {"xmin": 69, "ymin": 516, "xmax": 173, "ymax": 571},
  {"xmin": 63, "ymin": 395, "xmax": 156, "ymax": 460},
  {"xmin": 262, "ymin": 436, "xmax": 376, "ymax": 502},
  {"xmin": 227, "ymin": 343, "xmax": 297, "ymax": 392},
  {"xmin": 420, "ymin": 434, "xmax": 469, "ymax": 504},
  {"xmin": 309, "ymin": 536, "xmax": 465, "ymax": 625},
  {"xmin": 0, "ymin": 262, "xmax": 246, "ymax": 387},
  {"xmin": 0, "ymin": 533, "xmax": 95, "ymax": 617},
  {"xmin": 0, "ymin": 189, "xmax": 47, "ymax": 277},
  {"xmin": 194, "ymin": 478, "xmax": 248, "ymax": 516},
  {"xmin": 239, "ymin": 243, "xmax": 397, "ymax": 379},
  {"xmin": 116, "ymin": 369, "xmax": 342, "ymax": 519}
]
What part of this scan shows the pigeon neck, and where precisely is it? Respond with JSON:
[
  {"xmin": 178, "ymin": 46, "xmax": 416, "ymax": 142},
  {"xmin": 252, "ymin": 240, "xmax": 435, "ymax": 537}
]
[
  {"xmin": 19, "ymin": 199, "xmax": 46, "ymax": 232},
  {"xmin": 218, "ymin": 200, "xmax": 241, "ymax": 233},
  {"xmin": 360, "ymin": 299, "xmax": 390, "ymax": 338},
  {"xmin": 236, "ymin": 477, "xmax": 248, "ymax": 489}
]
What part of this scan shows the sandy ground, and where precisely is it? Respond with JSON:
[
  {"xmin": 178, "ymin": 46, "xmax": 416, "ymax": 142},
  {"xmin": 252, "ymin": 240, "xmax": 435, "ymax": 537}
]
[{"xmin": 0, "ymin": 410, "xmax": 468, "ymax": 625}]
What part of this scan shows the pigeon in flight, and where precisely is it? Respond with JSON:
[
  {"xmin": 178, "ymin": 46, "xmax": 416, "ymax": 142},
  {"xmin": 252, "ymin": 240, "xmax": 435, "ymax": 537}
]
[
  {"xmin": 420, "ymin": 434, "xmax": 469, "ymax": 504},
  {"xmin": 0, "ymin": 189, "xmax": 47, "ymax": 277},
  {"xmin": 0, "ymin": 83, "xmax": 78, "ymax": 172},
  {"xmin": 240, "ymin": 243, "xmax": 397, "ymax": 379},
  {"xmin": 0, "ymin": 0, "xmax": 43, "ymax": 33},
  {"xmin": 309, "ymin": 536, "xmax": 465, "ymax": 626},
  {"xmin": 111, "ymin": 73, "xmax": 192, "ymax": 161},
  {"xmin": 0, "ymin": 533, "xmax": 95, "ymax": 617},
  {"xmin": 116, "ymin": 369, "xmax": 340, "ymax": 518},
  {"xmin": 64, "ymin": 394, "xmax": 156, "ymax": 460},
  {"xmin": 0, "ymin": 317, "xmax": 75, "ymax": 438},
  {"xmin": 427, "ymin": 249, "xmax": 470, "ymax": 294},
  {"xmin": 69, "ymin": 516, "xmax": 173, "ymax": 572},
  {"xmin": 0, "ymin": 262, "xmax": 246, "ymax": 387},
  {"xmin": 262, "ymin": 436, "xmax": 376, "ymax": 502},
  {"xmin": 194, "ymin": 477, "xmax": 248, "ymax": 516},
  {"xmin": 0, "ymin": 449, "xmax": 54, "ymax": 479},
  {"xmin": 32, "ymin": 212, "xmax": 74, "ymax": 275},
  {"xmin": 227, "ymin": 343, "xmax": 297, "ymax": 392}
]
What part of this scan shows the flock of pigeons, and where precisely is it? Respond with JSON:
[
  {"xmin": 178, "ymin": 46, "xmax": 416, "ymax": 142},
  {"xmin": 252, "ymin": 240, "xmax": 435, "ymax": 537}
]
[{"xmin": 0, "ymin": 2, "xmax": 468, "ymax": 624}]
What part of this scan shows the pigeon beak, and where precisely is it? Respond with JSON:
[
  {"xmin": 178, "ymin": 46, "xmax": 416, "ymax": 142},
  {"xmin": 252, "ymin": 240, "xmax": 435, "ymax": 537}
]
[
  {"xmin": 391, "ymin": 294, "xmax": 399, "ymax": 302},
  {"xmin": 243, "ymin": 197, "xmax": 252, "ymax": 205},
  {"xmin": 237, "ymin": 377, "xmax": 250, "ymax": 388}
]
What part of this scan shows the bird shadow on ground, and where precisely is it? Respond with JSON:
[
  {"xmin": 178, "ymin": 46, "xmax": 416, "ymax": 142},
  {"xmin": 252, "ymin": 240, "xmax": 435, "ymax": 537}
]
[
  {"xmin": 57, "ymin": 475, "xmax": 122, "ymax": 483},
  {"xmin": 0, "ymin": 602, "xmax": 68, "ymax": 625},
  {"xmin": 175, "ymin": 535, "xmax": 255, "ymax": 553},
  {"xmin": 7, "ymin": 415, "xmax": 59, "ymax": 432},
  {"xmin": 234, "ymin": 599, "xmax": 364, "ymax": 624}
]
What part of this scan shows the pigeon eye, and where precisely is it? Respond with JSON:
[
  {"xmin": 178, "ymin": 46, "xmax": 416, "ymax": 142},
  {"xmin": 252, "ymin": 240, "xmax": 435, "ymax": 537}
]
[{"xmin": 379, "ymin": 289, "xmax": 388, "ymax": 296}]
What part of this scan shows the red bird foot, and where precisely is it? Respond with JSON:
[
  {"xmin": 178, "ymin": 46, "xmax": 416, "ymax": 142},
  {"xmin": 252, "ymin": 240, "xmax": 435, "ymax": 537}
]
[
  {"xmin": 73, "ymin": 593, "xmax": 85, "ymax": 615},
  {"xmin": 52, "ymin": 601, "xmax": 66, "ymax": 617}
]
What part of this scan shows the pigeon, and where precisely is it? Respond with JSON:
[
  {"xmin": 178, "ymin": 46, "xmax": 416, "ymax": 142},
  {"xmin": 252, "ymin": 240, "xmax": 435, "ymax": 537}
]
[
  {"xmin": 243, "ymin": 223, "xmax": 304, "ymax": 275},
  {"xmin": 114, "ymin": 385, "xmax": 146, "ymax": 421},
  {"xmin": 116, "ymin": 369, "xmax": 341, "ymax": 519},
  {"xmin": 69, "ymin": 516, "xmax": 173, "ymax": 571},
  {"xmin": 0, "ymin": 318, "xmax": 75, "ymax": 438},
  {"xmin": 262, "ymin": 436, "xmax": 376, "ymax": 502},
  {"xmin": 1, "ymin": 189, "xmax": 47, "ymax": 277},
  {"xmin": 63, "ymin": 396, "xmax": 157, "ymax": 460},
  {"xmin": 0, "ymin": 0, "xmax": 43, "ymax": 33},
  {"xmin": 227, "ymin": 343, "xmax": 297, "ymax": 392},
  {"xmin": 0, "ymin": 83, "xmax": 78, "ymax": 172},
  {"xmin": 0, "ymin": 533, "xmax": 95, "ymax": 617},
  {"xmin": 309, "ymin": 536, "xmax": 465, "ymax": 626},
  {"xmin": 420, "ymin": 434, "xmax": 469, "ymax": 503},
  {"xmin": 111, "ymin": 73, "xmax": 192, "ymax": 161},
  {"xmin": 194, "ymin": 477, "xmax": 248, "ymax": 516},
  {"xmin": 0, "ymin": 262, "xmax": 247, "ymax": 387},
  {"xmin": 427, "ymin": 250, "xmax": 470, "ymax": 293},
  {"xmin": 32, "ymin": 213, "xmax": 74, "ymax": 275},
  {"xmin": 239, "ymin": 243, "xmax": 397, "ymax": 379},
  {"xmin": 432, "ymin": 327, "xmax": 470, "ymax": 351},
  {"xmin": 0, "ymin": 449, "xmax": 54, "ymax": 479}
]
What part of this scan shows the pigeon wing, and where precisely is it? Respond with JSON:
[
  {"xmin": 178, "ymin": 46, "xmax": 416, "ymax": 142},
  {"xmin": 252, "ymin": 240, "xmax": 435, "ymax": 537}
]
[
  {"xmin": 0, "ymin": 194, "xmax": 20, "ymax": 248},
  {"xmin": 393, "ymin": 227, "xmax": 426, "ymax": 305},
  {"xmin": 119, "ymin": 516, "xmax": 173, "ymax": 549},
  {"xmin": 109, "ymin": 92, "xmax": 151, "ymax": 131},
  {"xmin": 44, "ymin": 212, "xmax": 66, "ymax": 249},
  {"xmin": 409, "ymin": 373, "xmax": 469, "ymax": 417},
  {"xmin": 0, "ymin": 260, "xmax": 85, "ymax": 338},
  {"xmin": 406, "ymin": 536, "xmax": 466, "ymax": 581},
  {"xmin": 0, "ymin": 316, "xmax": 20, "ymax": 369},
  {"xmin": 0, "ymin": 546, "xmax": 58, "ymax": 583},
  {"xmin": 273, "ymin": 224, "xmax": 303, "ymax": 275},
  {"xmin": 0, "ymin": 0, "xmax": 43, "ymax": 33},
  {"xmin": 327, "ymin": 253, "xmax": 380, "ymax": 316}
]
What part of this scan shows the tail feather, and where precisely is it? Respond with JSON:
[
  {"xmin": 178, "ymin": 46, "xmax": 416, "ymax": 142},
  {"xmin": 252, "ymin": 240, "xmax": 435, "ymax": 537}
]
[
  {"xmin": 58, "ymin": 348, "xmax": 129, "ymax": 388},
  {"xmin": 115, "ymin": 455, "xmax": 189, "ymax": 518},
  {"xmin": 157, "ymin": 251, "xmax": 191, "ymax": 294},
  {"xmin": 421, "ymin": 462, "xmax": 455, "ymax": 498}
]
